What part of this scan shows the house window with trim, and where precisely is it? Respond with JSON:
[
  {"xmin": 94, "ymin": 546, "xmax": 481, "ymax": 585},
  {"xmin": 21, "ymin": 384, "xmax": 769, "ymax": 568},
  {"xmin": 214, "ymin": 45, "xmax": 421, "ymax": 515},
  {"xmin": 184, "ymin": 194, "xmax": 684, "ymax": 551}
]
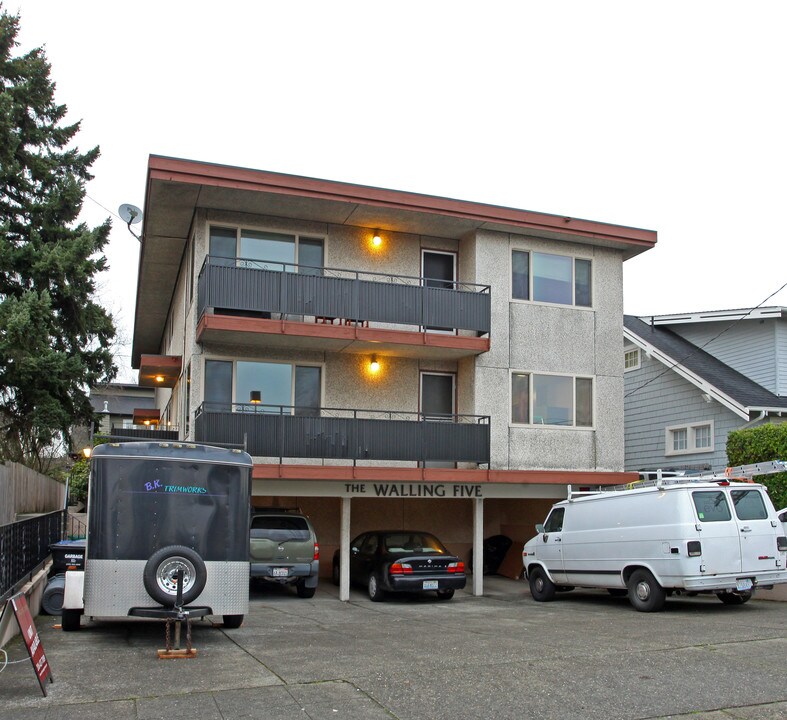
[
  {"xmin": 666, "ymin": 421, "xmax": 714, "ymax": 455},
  {"xmin": 511, "ymin": 250, "xmax": 592, "ymax": 307},
  {"xmin": 624, "ymin": 348, "xmax": 640, "ymax": 371},
  {"xmin": 511, "ymin": 372, "xmax": 593, "ymax": 427}
]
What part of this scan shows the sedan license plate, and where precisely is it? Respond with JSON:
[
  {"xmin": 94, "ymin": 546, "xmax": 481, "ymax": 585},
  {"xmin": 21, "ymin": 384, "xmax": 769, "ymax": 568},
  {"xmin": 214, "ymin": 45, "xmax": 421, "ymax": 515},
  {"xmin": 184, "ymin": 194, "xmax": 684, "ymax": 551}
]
[
  {"xmin": 736, "ymin": 578, "xmax": 753, "ymax": 591},
  {"xmin": 272, "ymin": 567, "xmax": 289, "ymax": 578},
  {"xmin": 423, "ymin": 580, "xmax": 439, "ymax": 590}
]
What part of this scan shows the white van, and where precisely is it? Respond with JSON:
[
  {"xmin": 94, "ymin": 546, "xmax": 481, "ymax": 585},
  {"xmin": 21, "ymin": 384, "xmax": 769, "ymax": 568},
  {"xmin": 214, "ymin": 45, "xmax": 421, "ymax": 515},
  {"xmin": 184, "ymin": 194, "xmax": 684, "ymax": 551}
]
[{"xmin": 522, "ymin": 479, "xmax": 787, "ymax": 611}]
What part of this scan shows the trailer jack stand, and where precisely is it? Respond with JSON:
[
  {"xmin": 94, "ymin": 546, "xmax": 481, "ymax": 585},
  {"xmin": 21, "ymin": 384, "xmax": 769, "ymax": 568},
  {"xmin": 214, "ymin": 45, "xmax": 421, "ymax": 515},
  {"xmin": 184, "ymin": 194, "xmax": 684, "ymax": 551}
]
[{"xmin": 158, "ymin": 615, "xmax": 197, "ymax": 659}]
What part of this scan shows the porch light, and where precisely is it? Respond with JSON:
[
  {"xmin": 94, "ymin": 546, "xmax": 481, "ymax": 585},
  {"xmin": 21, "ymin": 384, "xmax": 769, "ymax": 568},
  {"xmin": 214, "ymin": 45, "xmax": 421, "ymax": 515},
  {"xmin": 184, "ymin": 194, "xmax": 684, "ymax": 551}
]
[
  {"xmin": 250, "ymin": 390, "xmax": 262, "ymax": 404},
  {"xmin": 372, "ymin": 230, "xmax": 382, "ymax": 247},
  {"xmin": 155, "ymin": 375, "xmax": 165, "ymax": 383},
  {"xmin": 82, "ymin": 447, "xmax": 92, "ymax": 459},
  {"xmin": 369, "ymin": 356, "xmax": 380, "ymax": 373}
]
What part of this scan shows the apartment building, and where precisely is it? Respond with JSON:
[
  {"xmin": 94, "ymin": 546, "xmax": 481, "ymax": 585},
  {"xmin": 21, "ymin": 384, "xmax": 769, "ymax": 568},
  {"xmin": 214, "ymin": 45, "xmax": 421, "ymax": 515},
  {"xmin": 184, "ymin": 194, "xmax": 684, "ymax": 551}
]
[{"xmin": 131, "ymin": 156, "xmax": 656, "ymax": 598}]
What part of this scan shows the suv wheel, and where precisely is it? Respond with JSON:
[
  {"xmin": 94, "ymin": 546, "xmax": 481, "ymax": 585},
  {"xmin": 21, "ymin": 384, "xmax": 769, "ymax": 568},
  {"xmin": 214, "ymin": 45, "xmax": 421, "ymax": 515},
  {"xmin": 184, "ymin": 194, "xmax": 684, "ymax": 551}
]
[{"xmin": 296, "ymin": 579, "xmax": 316, "ymax": 598}]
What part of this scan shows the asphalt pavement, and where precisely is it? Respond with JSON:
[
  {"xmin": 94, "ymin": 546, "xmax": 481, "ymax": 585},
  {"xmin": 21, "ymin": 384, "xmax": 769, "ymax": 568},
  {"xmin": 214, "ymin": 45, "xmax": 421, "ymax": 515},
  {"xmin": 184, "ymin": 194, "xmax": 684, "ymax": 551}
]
[{"xmin": 1, "ymin": 577, "xmax": 785, "ymax": 720}]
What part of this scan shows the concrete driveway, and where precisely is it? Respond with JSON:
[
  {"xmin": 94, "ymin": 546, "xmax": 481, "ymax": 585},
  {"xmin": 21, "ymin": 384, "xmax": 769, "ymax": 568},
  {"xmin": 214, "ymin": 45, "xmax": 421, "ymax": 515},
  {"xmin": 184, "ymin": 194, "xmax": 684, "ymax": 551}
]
[{"xmin": 1, "ymin": 577, "xmax": 785, "ymax": 720}]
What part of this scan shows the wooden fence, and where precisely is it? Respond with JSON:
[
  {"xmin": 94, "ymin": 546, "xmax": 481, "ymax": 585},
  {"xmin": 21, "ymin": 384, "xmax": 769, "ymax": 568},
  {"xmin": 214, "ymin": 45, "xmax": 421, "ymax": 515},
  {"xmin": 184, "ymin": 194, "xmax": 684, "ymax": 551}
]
[{"xmin": 0, "ymin": 462, "xmax": 66, "ymax": 526}]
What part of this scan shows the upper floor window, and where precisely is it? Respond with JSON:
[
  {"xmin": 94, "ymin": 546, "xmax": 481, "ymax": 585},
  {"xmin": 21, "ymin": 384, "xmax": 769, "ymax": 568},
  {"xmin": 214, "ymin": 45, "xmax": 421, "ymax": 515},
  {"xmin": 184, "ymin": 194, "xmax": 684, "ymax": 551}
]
[
  {"xmin": 624, "ymin": 348, "xmax": 640, "ymax": 371},
  {"xmin": 511, "ymin": 372, "xmax": 593, "ymax": 427},
  {"xmin": 665, "ymin": 421, "xmax": 714, "ymax": 455},
  {"xmin": 512, "ymin": 250, "xmax": 592, "ymax": 307},
  {"xmin": 209, "ymin": 226, "xmax": 324, "ymax": 273},
  {"xmin": 204, "ymin": 359, "xmax": 321, "ymax": 416}
]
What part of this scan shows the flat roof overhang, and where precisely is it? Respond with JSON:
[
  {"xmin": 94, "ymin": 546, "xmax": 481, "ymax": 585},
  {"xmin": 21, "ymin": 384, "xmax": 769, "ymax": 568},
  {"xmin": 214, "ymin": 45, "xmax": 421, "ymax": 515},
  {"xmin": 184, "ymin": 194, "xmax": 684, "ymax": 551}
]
[
  {"xmin": 133, "ymin": 155, "xmax": 657, "ymax": 366},
  {"xmin": 197, "ymin": 314, "xmax": 490, "ymax": 360},
  {"xmin": 138, "ymin": 354, "xmax": 182, "ymax": 388}
]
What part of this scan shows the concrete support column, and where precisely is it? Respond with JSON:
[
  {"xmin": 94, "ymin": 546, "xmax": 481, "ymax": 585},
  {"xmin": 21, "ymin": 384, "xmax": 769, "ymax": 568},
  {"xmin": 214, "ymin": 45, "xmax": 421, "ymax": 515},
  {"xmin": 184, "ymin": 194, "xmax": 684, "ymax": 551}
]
[
  {"xmin": 472, "ymin": 497, "xmax": 484, "ymax": 596},
  {"xmin": 340, "ymin": 497, "xmax": 351, "ymax": 602}
]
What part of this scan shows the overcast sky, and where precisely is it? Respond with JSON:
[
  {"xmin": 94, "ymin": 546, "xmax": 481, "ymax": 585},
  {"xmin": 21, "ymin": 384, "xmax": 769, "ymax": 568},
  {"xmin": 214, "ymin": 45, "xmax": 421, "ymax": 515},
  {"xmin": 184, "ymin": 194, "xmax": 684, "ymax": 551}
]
[{"xmin": 10, "ymin": 1, "xmax": 787, "ymax": 382}]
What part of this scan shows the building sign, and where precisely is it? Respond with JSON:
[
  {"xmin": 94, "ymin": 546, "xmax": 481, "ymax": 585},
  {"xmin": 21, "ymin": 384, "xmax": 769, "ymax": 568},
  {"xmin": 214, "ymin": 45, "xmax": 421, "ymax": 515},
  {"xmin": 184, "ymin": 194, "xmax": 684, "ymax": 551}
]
[
  {"xmin": 346, "ymin": 482, "xmax": 483, "ymax": 498},
  {"xmin": 6, "ymin": 594, "xmax": 53, "ymax": 696},
  {"xmin": 253, "ymin": 479, "xmax": 565, "ymax": 500}
]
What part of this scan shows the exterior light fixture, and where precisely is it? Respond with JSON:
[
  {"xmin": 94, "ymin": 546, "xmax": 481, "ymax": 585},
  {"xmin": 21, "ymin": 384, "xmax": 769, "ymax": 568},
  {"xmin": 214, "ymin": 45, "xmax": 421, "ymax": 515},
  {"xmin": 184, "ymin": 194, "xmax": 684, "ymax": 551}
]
[
  {"xmin": 372, "ymin": 231, "xmax": 382, "ymax": 247},
  {"xmin": 250, "ymin": 390, "xmax": 262, "ymax": 404},
  {"xmin": 143, "ymin": 419, "xmax": 151, "ymax": 426},
  {"xmin": 82, "ymin": 447, "xmax": 92, "ymax": 459},
  {"xmin": 155, "ymin": 375, "xmax": 165, "ymax": 383},
  {"xmin": 369, "ymin": 355, "xmax": 380, "ymax": 373}
]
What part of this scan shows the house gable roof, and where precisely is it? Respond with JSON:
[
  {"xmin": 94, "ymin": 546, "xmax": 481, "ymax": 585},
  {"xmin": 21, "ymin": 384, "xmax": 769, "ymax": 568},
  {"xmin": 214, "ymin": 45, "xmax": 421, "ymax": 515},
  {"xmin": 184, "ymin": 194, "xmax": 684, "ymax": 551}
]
[{"xmin": 623, "ymin": 315, "xmax": 787, "ymax": 419}]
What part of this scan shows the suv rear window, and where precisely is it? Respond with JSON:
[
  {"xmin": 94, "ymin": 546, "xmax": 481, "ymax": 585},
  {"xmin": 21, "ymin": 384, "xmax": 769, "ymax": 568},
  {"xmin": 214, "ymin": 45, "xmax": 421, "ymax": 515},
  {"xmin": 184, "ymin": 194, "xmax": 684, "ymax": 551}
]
[
  {"xmin": 692, "ymin": 491, "xmax": 731, "ymax": 522},
  {"xmin": 251, "ymin": 515, "xmax": 311, "ymax": 541},
  {"xmin": 731, "ymin": 489, "xmax": 768, "ymax": 520}
]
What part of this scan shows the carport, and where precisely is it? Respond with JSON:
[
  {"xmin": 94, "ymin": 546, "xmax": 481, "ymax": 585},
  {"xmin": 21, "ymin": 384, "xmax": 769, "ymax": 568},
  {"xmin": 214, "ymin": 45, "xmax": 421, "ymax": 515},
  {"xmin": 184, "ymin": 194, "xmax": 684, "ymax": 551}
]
[{"xmin": 251, "ymin": 473, "xmax": 574, "ymax": 600}]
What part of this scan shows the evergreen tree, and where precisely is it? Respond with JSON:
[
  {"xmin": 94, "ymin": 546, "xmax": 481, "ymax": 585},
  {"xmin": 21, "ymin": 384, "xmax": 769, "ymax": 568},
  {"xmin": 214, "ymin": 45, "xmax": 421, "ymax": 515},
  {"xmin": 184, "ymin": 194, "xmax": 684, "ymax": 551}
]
[{"xmin": 0, "ymin": 7, "xmax": 116, "ymax": 471}]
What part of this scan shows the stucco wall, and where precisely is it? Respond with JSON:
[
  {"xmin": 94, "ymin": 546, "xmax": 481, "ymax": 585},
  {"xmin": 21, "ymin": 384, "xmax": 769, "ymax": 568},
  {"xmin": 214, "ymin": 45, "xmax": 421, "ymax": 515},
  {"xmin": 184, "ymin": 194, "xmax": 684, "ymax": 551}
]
[{"xmin": 163, "ymin": 211, "xmax": 626, "ymax": 473}]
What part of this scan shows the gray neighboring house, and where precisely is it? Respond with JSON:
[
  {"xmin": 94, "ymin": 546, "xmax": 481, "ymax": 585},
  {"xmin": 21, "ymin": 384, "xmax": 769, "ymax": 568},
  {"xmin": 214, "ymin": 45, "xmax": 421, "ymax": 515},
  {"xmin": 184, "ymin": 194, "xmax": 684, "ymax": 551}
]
[{"xmin": 623, "ymin": 308, "xmax": 787, "ymax": 474}]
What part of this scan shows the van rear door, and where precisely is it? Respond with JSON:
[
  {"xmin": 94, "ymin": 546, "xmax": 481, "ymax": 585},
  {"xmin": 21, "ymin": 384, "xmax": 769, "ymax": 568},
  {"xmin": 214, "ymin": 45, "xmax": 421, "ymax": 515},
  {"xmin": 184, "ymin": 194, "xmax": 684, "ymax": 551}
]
[
  {"xmin": 730, "ymin": 488, "xmax": 777, "ymax": 576},
  {"xmin": 691, "ymin": 489, "xmax": 741, "ymax": 574}
]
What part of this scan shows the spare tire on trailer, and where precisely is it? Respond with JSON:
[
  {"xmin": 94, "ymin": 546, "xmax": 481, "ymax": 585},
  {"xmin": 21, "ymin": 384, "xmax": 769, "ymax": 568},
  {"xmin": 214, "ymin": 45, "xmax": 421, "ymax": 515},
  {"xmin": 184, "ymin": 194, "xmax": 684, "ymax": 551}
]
[{"xmin": 143, "ymin": 545, "xmax": 207, "ymax": 606}]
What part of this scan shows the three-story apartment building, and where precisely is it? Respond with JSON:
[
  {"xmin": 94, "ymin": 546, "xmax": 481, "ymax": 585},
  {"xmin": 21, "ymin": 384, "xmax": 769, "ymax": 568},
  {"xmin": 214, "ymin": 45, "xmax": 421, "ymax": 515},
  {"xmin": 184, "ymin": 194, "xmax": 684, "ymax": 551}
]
[{"xmin": 131, "ymin": 156, "xmax": 656, "ymax": 598}]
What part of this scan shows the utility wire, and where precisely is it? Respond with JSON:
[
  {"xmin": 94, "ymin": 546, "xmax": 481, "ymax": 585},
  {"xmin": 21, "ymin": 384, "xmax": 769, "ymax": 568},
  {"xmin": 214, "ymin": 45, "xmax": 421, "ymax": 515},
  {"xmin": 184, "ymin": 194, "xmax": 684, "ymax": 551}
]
[
  {"xmin": 85, "ymin": 194, "xmax": 123, "ymax": 222},
  {"xmin": 624, "ymin": 279, "xmax": 787, "ymax": 399}
]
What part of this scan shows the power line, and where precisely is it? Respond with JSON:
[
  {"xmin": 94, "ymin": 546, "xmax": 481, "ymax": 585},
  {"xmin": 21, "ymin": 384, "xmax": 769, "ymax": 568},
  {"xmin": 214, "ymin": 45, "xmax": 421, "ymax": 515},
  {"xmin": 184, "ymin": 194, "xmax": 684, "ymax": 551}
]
[
  {"xmin": 85, "ymin": 194, "xmax": 123, "ymax": 222},
  {"xmin": 624, "ymin": 280, "xmax": 787, "ymax": 399}
]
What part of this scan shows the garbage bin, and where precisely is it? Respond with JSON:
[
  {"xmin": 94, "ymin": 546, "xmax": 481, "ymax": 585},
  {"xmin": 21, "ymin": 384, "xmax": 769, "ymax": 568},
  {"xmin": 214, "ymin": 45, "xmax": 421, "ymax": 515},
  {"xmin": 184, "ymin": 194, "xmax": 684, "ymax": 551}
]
[
  {"xmin": 41, "ymin": 574, "xmax": 66, "ymax": 615},
  {"xmin": 50, "ymin": 539, "xmax": 86, "ymax": 575}
]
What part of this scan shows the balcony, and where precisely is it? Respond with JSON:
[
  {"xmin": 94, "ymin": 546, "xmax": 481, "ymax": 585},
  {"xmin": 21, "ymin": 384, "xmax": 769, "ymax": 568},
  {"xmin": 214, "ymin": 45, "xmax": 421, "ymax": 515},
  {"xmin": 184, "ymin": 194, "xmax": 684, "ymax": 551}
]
[
  {"xmin": 193, "ymin": 403, "xmax": 490, "ymax": 465},
  {"xmin": 196, "ymin": 257, "xmax": 491, "ymax": 359}
]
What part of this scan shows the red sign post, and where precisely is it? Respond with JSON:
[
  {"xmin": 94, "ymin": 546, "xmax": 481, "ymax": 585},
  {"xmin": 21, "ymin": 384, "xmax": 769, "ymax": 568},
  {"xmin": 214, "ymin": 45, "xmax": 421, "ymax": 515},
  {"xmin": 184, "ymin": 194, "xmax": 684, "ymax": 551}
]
[{"xmin": 7, "ymin": 593, "xmax": 53, "ymax": 696}]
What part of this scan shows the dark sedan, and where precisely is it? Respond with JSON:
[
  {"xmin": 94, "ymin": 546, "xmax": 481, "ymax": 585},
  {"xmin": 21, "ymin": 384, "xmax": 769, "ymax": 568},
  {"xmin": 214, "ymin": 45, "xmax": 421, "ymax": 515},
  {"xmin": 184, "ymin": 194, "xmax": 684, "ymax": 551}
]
[{"xmin": 332, "ymin": 530, "xmax": 466, "ymax": 601}]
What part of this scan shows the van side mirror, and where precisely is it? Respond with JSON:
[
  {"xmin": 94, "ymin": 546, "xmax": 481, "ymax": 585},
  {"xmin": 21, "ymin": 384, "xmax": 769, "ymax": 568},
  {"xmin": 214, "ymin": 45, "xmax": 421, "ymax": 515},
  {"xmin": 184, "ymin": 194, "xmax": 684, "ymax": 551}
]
[{"xmin": 535, "ymin": 524, "xmax": 545, "ymax": 534}]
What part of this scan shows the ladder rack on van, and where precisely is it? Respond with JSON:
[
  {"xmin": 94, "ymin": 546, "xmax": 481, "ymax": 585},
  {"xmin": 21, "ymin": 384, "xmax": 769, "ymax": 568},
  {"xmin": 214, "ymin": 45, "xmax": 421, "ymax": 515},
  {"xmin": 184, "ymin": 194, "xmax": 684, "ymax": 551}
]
[{"xmin": 567, "ymin": 460, "xmax": 787, "ymax": 499}]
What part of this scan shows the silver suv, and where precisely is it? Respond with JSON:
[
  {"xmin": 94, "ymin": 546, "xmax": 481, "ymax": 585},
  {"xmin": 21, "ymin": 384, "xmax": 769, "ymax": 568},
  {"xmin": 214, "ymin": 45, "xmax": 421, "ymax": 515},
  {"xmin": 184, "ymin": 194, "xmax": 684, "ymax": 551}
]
[{"xmin": 250, "ymin": 509, "xmax": 319, "ymax": 598}]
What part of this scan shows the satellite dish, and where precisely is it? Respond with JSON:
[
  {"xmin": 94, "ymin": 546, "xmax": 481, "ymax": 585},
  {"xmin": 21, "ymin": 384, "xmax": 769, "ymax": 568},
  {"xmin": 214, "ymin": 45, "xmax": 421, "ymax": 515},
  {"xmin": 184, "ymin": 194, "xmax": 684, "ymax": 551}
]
[{"xmin": 118, "ymin": 203, "xmax": 142, "ymax": 225}]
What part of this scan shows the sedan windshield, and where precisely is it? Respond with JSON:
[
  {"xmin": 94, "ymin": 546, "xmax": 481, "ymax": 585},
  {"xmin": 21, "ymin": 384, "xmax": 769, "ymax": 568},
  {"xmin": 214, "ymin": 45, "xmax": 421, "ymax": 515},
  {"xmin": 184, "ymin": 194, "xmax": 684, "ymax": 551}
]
[{"xmin": 383, "ymin": 533, "xmax": 447, "ymax": 554}]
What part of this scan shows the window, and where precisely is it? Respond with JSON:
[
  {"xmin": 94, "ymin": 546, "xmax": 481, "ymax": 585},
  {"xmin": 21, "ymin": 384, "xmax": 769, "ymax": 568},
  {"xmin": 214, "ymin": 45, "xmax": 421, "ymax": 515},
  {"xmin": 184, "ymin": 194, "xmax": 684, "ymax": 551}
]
[
  {"xmin": 204, "ymin": 359, "xmax": 321, "ymax": 415},
  {"xmin": 543, "ymin": 507, "xmax": 565, "ymax": 533},
  {"xmin": 511, "ymin": 250, "xmax": 592, "ymax": 307},
  {"xmin": 624, "ymin": 348, "xmax": 640, "ymax": 371},
  {"xmin": 209, "ymin": 226, "xmax": 324, "ymax": 272},
  {"xmin": 510, "ymin": 372, "xmax": 593, "ymax": 427},
  {"xmin": 665, "ymin": 421, "xmax": 714, "ymax": 455},
  {"xmin": 692, "ymin": 491, "xmax": 732, "ymax": 522},
  {"xmin": 731, "ymin": 490, "xmax": 768, "ymax": 520}
]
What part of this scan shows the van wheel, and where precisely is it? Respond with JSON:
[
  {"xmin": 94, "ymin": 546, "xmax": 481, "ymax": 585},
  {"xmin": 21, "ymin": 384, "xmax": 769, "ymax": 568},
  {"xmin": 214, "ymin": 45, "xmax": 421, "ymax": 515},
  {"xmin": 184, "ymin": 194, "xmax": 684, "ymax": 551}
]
[
  {"xmin": 627, "ymin": 569, "xmax": 666, "ymax": 612},
  {"xmin": 143, "ymin": 546, "xmax": 207, "ymax": 607},
  {"xmin": 528, "ymin": 566, "xmax": 556, "ymax": 602},
  {"xmin": 716, "ymin": 591, "xmax": 752, "ymax": 605}
]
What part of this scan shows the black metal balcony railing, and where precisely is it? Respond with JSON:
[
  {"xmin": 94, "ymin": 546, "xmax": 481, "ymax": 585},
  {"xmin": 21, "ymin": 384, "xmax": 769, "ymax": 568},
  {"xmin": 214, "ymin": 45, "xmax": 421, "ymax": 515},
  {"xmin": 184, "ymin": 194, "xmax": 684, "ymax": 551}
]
[
  {"xmin": 109, "ymin": 426, "xmax": 180, "ymax": 441},
  {"xmin": 197, "ymin": 256, "xmax": 491, "ymax": 335},
  {"xmin": 194, "ymin": 403, "xmax": 491, "ymax": 465}
]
